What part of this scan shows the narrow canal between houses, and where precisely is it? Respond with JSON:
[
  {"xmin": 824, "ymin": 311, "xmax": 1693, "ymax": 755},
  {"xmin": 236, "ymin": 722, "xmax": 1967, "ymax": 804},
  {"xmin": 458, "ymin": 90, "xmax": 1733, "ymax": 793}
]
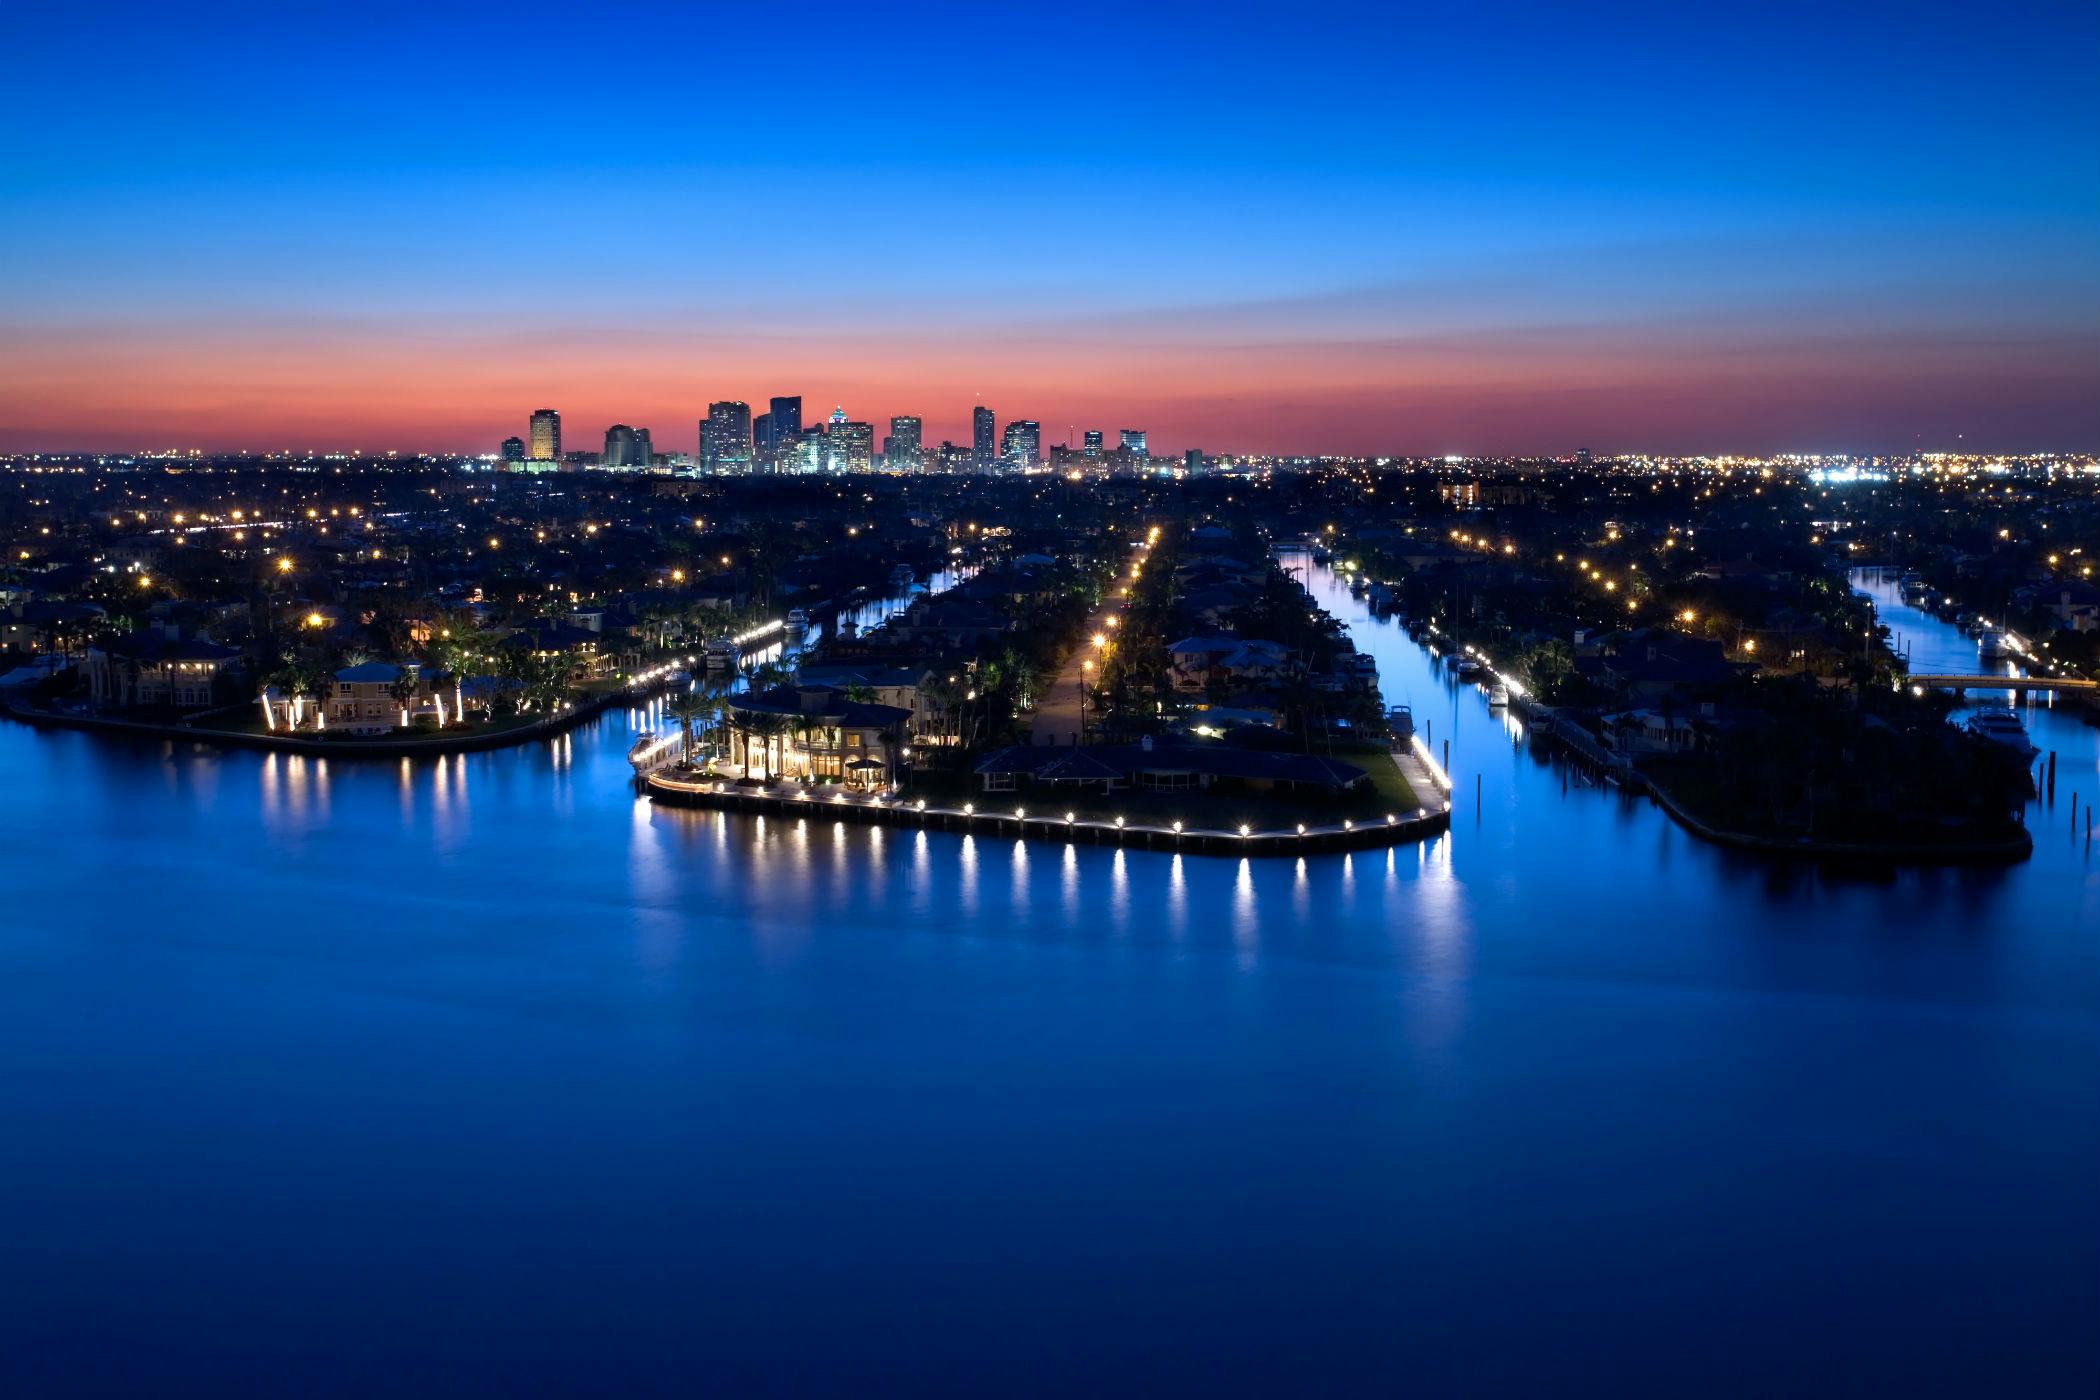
[{"xmin": 2, "ymin": 558, "xmax": 2093, "ymax": 1395}]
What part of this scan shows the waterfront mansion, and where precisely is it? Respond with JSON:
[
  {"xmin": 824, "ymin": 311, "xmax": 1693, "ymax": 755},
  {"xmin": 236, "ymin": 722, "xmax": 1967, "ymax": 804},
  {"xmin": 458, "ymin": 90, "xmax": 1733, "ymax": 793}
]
[{"xmin": 723, "ymin": 683, "xmax": 912, "ymax": 787}]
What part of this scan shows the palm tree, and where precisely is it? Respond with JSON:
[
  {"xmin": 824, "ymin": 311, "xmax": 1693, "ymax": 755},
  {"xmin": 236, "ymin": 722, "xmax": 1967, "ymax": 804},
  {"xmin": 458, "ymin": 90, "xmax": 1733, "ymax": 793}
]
[
  {"xmin": 387, "ymin": 663, "xmax": 420, "ymax": 727},
  {"xmin": 668, "ymin": 693, "xmax": 710, "ymax": 766},
  {"xmin": 739, "ymin": 711, "xmax": 785, "ymax": 782}
]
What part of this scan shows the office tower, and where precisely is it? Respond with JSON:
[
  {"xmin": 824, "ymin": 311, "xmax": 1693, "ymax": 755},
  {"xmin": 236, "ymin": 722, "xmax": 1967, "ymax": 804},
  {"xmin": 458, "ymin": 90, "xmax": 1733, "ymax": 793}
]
[
  {"xmin": 768, "ymin": 396, "xmax": 803, "ymax": 466},
  {"xmin": 500, "ymin": 436, "xmax": 525, "ymax": 463},
  {"xmin": 888, "ymin": 415, "xmax": 922, "ymax": 472},
  {"xmin": 1001, "ymin": 419, "xmax": 1040, "ymax": 471},
  {"xmin": 1576, "ymin": 447, "xmax": 1592, "ymax": 465},
  {"xmin": 1184, "ymin": 448, "xmax": 1205, "ymax": 475},
  {"xmin": 1120, "ymin": 428, "xmax": 1148, "ymax": 457},
  {"xmin": 935, "ymin": 441, "xmax": 973, "ymax": 474},
  {"xmin": 528, "ymin": 408, "xmax": 561, "ymax": 462},
  {"xmin": 1083, "ymin": 430, "xmax": 1103, "ymax": 459},
  {"xmin": 973, "ymin": 405, "xmax": 996, "ymax": 468},
  {"xmin": 829, "ymin": 419, "xmax": 874, "ymax": 472},
  {"xmin": 752, "ymin": 411, "xmax": 771, "ymax": 461},
  {"xmin": 701, "ymin": 400, "xmax": 753, "ymax": 473},
  {"xmin": 603, "ymin": 423, "xmax": 651, "ymax": 470}
]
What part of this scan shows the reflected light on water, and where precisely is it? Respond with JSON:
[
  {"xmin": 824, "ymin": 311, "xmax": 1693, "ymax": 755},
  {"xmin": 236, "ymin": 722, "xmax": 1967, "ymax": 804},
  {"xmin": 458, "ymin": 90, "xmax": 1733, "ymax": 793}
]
[{"xmin": 1230, "ymin": 858, "xmax": 1258, "ymax": 966}]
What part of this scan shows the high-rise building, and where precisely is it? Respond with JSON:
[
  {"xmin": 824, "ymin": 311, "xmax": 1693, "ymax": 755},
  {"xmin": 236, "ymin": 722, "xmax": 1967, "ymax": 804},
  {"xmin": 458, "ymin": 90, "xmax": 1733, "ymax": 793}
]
[
  {"xmin": 500, "ymin": 436, "xmax": 526, "ymax": 463},
  {"xmin": 935, "ymin": 441, "xmax": 973, "ymax": 474},
  {"xmin": 603, "ymin": 423, "xmax": 653, "ymax": 470},
  {"xmin": 887, "ymin": 415, "xmax": 922, "ymax": 472},
  {"xmin": 529, "ymin": 408, "xmax": 561, "ymax": 462},
  {"xmin": 1001, "ymin": 419, "xmax": 1040, "ymax": 471},
  {"xmin": 752, "ymin": 411, "xmax": 771, "ymax": 459},
  {"xmin": 1120, "ymin": 428, "xmax": 1148, "ymax": 457},
  {"xmin": 972, "ymin": 405, "xmax": 996, "ymax": 468},
  {"xmin": 1184, "ymin": 448, "xmax": 1206, "ymax": 475},
  {"xmin": 828, "ymin": 419, "xmax": 874, "ymax": 472},
  {"xmin": 766, "ymin": 396, "xmax": 802, "ymax": 468},
  {"xmin": 701, "ymin": 400, "xmax": 752, "ymax": 473},
  {"xmin": 1083, "ymin": 430, "xmax": 1103, "ymax": 459}
]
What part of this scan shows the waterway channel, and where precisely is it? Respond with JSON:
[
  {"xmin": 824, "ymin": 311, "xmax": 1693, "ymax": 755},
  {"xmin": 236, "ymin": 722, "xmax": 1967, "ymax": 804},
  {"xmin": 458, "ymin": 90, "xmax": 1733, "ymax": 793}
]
[{"xmin": 1, "ymin": 557, "xmax": 2092, "ymax": 1395}]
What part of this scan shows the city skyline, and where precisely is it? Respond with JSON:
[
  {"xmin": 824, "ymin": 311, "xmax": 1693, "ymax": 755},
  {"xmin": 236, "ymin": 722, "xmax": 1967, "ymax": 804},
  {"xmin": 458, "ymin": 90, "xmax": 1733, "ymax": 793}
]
[{"xmin": 4, "ymin": 4, "xmax": 2097, "ymax": 456}]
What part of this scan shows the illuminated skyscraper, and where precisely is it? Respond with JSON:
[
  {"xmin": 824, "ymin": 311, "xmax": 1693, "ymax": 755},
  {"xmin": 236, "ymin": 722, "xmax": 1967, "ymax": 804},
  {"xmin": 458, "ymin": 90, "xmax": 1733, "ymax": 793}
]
[
  {"xmin": 765, "ymin": 396, "xmax": 802, "ymax": 468},
  {"xmin": 702, "ymin": 400, "xmax": 752, "ymax": 472},
  {"xmin": 1120, "ymin": 428, "xmax": 1148, "ymax": 457},
  {"xmin": 500, "ymin": 436, "xmax": 525, "ymax": 463},
  {"xmin": 973, "ymin": 405, "xmax": 996, "ymax": 468},
  {"xmin": 1184, "ymin": 448, "xmax": 1206, "ymax": 475},
  {"xmin": 1083, "ymin": 430, "xmax": 1103, "ymax": 459},
  {"xmin": 528, "ymin": 408, "xmax": 561, "ymax": 462},
  {"xmin": 830, "ymin": 419, "xmax": 874, "ymax": 472},
  {"xmin": 887, "ymin": 415, "xmax": 922, "ymax": 471},
  {"xmin": 1001, "ymin": 419, "xmax": 1040, "ymax": 471}
]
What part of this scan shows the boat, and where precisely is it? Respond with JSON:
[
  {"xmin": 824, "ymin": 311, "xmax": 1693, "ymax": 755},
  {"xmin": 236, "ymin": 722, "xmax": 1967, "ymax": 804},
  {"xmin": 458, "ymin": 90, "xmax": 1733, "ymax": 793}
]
[
  {"xmin": 1347, "ymin": 572, "xmax": 1368, "ymax": 594},
  {"xmin": 1343, "ymin": 652, "xmax": 1378, "ymax": 679},
  {"xmin": 1366, "ymin": 583, "xmax": 1395, "ymax": 611},
  {"xmin": 1966, "ymin": 707, "xmax": 2036, "ymax": 757},
  {"xmin": 627, "ymin": 730, "xmax": 684, "ymax": 775},
  {"xmin": 785, "ymin": 608, "xmax": 810, "ymax": 632},
  {"xmin": 704, "ymin": 638, "xmax": 740, "ymax": 670},
  {"xmin": 1488, "ymin": 681, "xmax": 1510, "ymax": 707},
  {"xmin": 1452, "ymin": 657, "xmax": 1482, "ymax": 679},
  {"xmin": 1387, "ymin": 704, "xmax": 1415, "ymax": 743},
  {"xmin": 1978, "ymin": 629, "xmax": 2012, "ymax": 663}
]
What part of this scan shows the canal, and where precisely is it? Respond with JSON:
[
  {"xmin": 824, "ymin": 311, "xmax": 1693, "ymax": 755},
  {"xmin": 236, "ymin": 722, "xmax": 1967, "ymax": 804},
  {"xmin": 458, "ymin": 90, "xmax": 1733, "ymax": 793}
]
[{"xmin": 1, "ymin": 561, "xmax": 2093, "ymax": 1394}]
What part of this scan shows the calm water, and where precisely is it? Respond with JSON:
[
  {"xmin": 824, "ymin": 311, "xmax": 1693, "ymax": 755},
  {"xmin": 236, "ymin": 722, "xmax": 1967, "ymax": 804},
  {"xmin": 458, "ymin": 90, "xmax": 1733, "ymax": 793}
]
[{"xmin": 3, "ymin": 563, "xmax": 2094, "ymax": 1396}]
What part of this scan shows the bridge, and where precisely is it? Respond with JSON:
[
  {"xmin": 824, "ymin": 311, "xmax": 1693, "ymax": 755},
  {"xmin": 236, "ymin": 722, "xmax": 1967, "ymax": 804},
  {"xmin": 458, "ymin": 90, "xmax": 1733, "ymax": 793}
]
[{"xmin": 1907, "ymin": 674, "xmax": 2097, "ymax": 693}]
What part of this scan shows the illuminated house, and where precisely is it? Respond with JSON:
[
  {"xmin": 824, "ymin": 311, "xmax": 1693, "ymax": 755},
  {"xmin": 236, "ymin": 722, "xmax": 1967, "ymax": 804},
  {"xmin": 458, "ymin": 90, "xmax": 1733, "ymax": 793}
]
[
  {"xmin": 724, "ymin": 684, "xmax": 911, "ymax": 786},
  {"xmin": 85, "ymin": 633, "xmax": 241, "ymax": 710}
]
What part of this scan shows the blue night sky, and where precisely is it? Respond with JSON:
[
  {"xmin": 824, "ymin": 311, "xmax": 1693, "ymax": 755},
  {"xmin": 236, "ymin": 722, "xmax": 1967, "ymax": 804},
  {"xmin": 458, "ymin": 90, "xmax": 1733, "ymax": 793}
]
[{"xmin": 3, "ymin": 0, "xmax": 2095, "ymax": 455}]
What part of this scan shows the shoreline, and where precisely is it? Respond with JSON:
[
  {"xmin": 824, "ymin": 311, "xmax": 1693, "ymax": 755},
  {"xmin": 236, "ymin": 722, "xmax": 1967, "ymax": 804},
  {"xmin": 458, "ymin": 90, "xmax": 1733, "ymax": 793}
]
[
  {"xmin": 1638, "ymin": 766, "xmax": 2033, "ymax": 865},
  {"xmin": 1, "ymin": 686, "xmax": 636, "ymax": 759},
  {"xmin": 645, "ymin": 769, "xmax": 1452, "ymax": 858}
]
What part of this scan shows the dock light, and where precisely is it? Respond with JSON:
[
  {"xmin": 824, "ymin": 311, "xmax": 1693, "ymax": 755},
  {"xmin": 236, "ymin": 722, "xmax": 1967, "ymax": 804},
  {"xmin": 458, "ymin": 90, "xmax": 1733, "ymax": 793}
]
[
  {"xmin": 1065, "ymin": 811, "xmax": 1075, "ymax": 825},
  {"xmin": 1385, "ymin": 813, "xmax": 1397, "ymax": 825},
  {"xmin": 1172, "ymin": 820, "xmax": 1183, "ymax": 834},
  {"xmin": 797, "ymin": 790, "xmax": 809, "ymax": 801},
  {"xmin": 1114, "ymin": 816, "xmax": 1125, "ymax": 829},
  {"xmin": 1296, "ymin": 823, "xmax": 1306, "ymax": 836},
  {"xmin": 1343, "ymin": 819, "xmax": 1354, "ymax": 831},
  {"xmin": 1239, "ymin": 824, "xmax": 1251, "ymax": 838},
  {"xmin": 1015, "ymin": 807, "xmax": 1026, "ymax": 820},
  {"xmin": 916, "ymin": 799, "xmax": 926, "ymax": 810},
  {"xmin": 963, "ymin": 803, "xmax": 974, "ymax": 816}
]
